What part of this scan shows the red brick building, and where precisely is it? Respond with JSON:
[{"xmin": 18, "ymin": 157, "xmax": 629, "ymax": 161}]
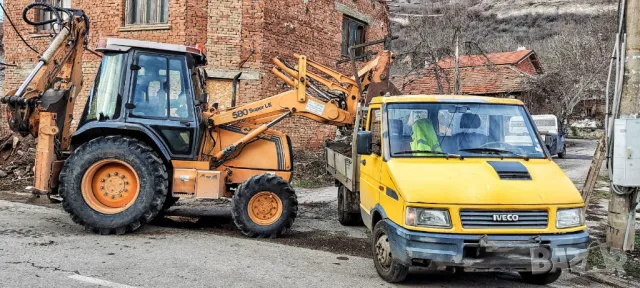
[
  {"xmin": 2, "ymin": 0, "xmax": 389, "ymax": 149},
  {"xmin": 394, "ymin": 49, "xmax": 543, "ymax": 98}
]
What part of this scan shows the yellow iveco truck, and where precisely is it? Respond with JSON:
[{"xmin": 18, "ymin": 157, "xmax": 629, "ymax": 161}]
[{"xmin": 326, "ymin": 95, "xmax": 588, "ymax": 284}]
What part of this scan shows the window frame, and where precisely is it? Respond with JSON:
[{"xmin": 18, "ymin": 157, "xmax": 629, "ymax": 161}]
[
  {"xmin": 385, "ymin": 102, "xmax": 549, "ymax": 160},
  {"xmin": 341, "ymin": 16, "xmax": 367, "ymax": 58},
  {"xmin": 128, "ymin": 52, "xmax": 194, "ymax": 121},
  {"xmin": 367, "ymin": 107, "xmax": 382, "ymax": 156},
  {"xmin": 80, "ymin": 52, "xmax": 128, "ymax": 125},
  {"xmin": 35, "ymin": 0, "xmax": 72, "ymax": 32},
  {"xmin": 125, "ymin": 0, "xmax": 169, "ymax": 26}
]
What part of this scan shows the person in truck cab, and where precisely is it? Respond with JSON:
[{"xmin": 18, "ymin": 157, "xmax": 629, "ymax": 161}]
[{"xmin": 410, "ymin": 118, "xmax": 442, "ymax": 152}]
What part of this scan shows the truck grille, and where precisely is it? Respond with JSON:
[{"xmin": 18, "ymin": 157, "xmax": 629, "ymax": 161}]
[{"xmin": 460, "ymin": 210, "xmax": 548, "ymax": 229}]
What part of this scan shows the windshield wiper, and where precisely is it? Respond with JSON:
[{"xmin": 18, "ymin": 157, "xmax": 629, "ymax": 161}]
[
  {"xmin": 459, "ymin": 147, "xmax": 529, "ymax": 161},
  {"xmin": 393, "ymin": 150, "xmax": 463, "ymax": 160}
]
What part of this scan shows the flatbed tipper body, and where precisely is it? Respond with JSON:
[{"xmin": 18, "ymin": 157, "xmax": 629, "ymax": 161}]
[{"xmin": 325, "ymin": 143, "xmax": 357, "ymax": 191}]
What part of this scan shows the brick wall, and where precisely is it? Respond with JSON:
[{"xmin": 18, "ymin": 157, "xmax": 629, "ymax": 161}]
[
  {"xmin": 259, "ymin": 0, "xmax": 389, "ymax": 149},
  {"xmin": 2, "ymin": 0, "xmax": 389, "ymax": 150},
  {"xmin": 2, "ymin": 0, "xmax": 208, "ymax": 130}
]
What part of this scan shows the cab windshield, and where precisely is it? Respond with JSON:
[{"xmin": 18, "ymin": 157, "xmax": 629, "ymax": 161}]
[{"xmin": 386, "ymin": 103, "xmax": 546, "ymax": 159}]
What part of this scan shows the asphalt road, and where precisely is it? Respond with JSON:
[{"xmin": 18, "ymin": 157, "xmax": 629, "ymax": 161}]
[
  {"xmin": 0, "ymin": 139, "xmax": 612, "ymax": 287},
  {"xmin": 0, "ymin": 200, "xmax": 609, "ymax": 288}
]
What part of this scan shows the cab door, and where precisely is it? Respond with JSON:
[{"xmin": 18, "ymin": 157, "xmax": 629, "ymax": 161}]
[
  {"xmin": 359, "ymin": 106, "xmax": 383, "ymax": 217},
  {"xmin": 125, "ymin": 52, "xmax": 199, "ymax": 160}
]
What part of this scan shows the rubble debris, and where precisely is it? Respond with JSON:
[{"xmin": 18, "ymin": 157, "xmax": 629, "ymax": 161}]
[
  {"xmin": 325, "ymin": 140, "xmax": 352, "ymax": 156},
  {"xmin": 0, "ymin": 134, "xmax": 36, "ymax": 191}
]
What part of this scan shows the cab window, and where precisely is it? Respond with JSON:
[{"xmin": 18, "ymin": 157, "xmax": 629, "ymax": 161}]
[
  {"xmin": 85, "ymin": 53, "xmax": 126, "ymax": 122},
  {"xmin": 131, "ymin": 54, "xmax": 191, "ymax": 119}
]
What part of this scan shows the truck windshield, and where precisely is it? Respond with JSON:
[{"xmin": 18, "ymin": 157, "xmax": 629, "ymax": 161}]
[{"xmin": 387, "ymin": 103, "xmax": 546, "ymax": 159}]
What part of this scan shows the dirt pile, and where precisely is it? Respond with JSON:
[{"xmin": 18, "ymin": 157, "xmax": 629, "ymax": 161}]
[
  {"xmin": 292, "ymin": 148, "xmax": 334, "ymax": 188},
  {"xmin": 0, "ymin": 134, "xmax": 36, "ymax": 191}
]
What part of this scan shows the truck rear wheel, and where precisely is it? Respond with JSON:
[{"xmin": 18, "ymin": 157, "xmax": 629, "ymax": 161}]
[
  {"xmin": 373, "ymin": 221, "xmax": 409, "ymax": 283},
  {"xmin": 338, "ymin": 185, "xmax": 362, "ymax": 226},
  {"xmin": 59, "ymin": 136, "xmax": 168, "ymax": 235},
  {"xmin": 557, "ymin": 144, "xmax": 566, "ymax": 158},
  {"xmin": 232, "ymin": 174, "xmax": 297, "ymax": 238}
]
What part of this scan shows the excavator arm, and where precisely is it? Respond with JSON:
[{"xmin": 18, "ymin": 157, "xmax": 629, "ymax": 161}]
[
  {"xmin": 1, "ymin": 3, "xmax": 90, "ymax": 195},
  {"xmin": 206, "ymin": 50, "xmax": 396, "ymax": 127},
  {"xmin": 203, "ymin": 38, "xmax": 398, "ymax": 165}
]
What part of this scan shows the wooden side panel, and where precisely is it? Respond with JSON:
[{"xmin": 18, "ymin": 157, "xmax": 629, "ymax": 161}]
[{"xmin": 172, "ymin": 168, "xmax": 197, "ymax": 198}]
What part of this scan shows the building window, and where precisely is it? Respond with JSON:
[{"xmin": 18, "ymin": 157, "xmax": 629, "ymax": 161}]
[
  {"xmin": 36, "ymin": 0, "xmax": 71, "ymax": 31},
  {"xmin": 125, "ymin": 0, "xmax": 169, "ymax": 25},
  {"xmin": 341, "ymin": 16, "xmax": 366, "ymax": 57}
]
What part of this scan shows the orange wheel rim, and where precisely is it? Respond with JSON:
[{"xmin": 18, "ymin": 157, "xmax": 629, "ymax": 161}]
[
  {"xmin": 81, "ymin": 159, "xmax": 140, "ymax": 214},
  {"xmin": 248, "ymin": 191, "xmax": 283, "ymax": 226}
]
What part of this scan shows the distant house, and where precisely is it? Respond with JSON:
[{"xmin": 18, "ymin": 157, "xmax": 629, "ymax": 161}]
[{"xmin": 393, "ymin": 49, "xmax": 544, "ymax": 99}]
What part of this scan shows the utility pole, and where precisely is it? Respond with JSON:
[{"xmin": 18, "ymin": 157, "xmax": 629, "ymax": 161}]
[
  {"xmin": 607, "ymin": 0, "xmax": 640, "ymax": 251},
  {"xmin": 454, "ymin": 29, "xmax": 460, "ymax": 95}
]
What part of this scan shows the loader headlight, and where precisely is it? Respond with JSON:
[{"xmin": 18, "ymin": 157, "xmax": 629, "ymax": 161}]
[
  {"xmin": 556, "ymin": 208, "xmax": 584, "ymax": 229},
  {"xmin": 406, "ymin": 207, "xmax": 451, "ymax": 228}
]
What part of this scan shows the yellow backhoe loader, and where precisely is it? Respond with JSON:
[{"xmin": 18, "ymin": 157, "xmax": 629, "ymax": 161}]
[{"xmin": 2, "ymin": 3, "xmax": 398, "ymax": 237}]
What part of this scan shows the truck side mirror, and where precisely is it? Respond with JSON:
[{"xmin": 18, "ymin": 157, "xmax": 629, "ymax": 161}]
[{"xmin": 357, "ymin": 131, "xmax": 372, "ymax": 155}]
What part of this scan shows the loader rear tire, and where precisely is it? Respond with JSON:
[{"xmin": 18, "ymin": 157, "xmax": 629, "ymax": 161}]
[
  {"xmin": 59, "ymin": 136, "xmax": 168, "ymax": 235},
  {"xmin": 232, "ymin": 174, "xmax": 297, "ymax": 238}
]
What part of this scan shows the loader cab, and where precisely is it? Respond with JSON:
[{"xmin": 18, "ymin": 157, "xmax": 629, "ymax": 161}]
[{"xmin": 77, "ymin": 38, "xmax": 208, "ymax": 161}]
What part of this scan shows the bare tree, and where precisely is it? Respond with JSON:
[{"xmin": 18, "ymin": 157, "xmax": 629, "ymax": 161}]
[{"xmin": 391, "ymin": 1, "xmax": 616, "ymax": 123}]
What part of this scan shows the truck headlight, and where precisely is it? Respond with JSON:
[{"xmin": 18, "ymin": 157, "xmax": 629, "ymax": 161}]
[
  {"xmin": 406, "ymin": 207, "xmax": 451, "ymax": 228},
  {"xmin": 556, "ymin": 208, "xmax": 584, "ymax": 229}
]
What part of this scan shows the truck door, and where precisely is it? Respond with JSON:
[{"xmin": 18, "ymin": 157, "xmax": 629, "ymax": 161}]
[
  {"xmin": 360, "ymin": 107, "xmax": 383, "ymax": 215},
  {"xmin": 125, "ymin": 52, "xmax": 199, "ymax": 160}
]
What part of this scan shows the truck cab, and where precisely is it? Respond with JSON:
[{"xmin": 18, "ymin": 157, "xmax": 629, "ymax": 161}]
[{"xmin": 327, "ymin": 95, "xmax": 588, "ymax": 284}]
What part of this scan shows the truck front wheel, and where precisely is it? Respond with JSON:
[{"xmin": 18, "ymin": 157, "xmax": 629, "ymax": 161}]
[
  {"xmin": 59, "ymin": 136, "xmax": 168, "ymax": 235},
  {"xmin": 519, "ymin": 270, "xmax": 562, "ymax": 285},
  {"xmin": 232, "ymin": 174, "xmax": 298, "ymax": 238},
  {"xmin": 372, "ymin": 221, "xmax": 409, "ymax": 283}
]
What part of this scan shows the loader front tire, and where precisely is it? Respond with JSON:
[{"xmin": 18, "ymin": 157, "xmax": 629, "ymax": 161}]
[
  {"xmin": 232, "ymin": 174, "xmax": 297, "ymax": 238},
  {"xmin": 59, "ymin": 136, "xmax": 168, "ymax": 235}
]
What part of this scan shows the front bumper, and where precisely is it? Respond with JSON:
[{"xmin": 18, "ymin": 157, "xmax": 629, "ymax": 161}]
[{"xmin": 384, "ymin": 219, "xmax": 589, "ymax": 272}]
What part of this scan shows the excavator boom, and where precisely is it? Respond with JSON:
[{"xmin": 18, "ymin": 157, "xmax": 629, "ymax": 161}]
[{"xmin": 1, "ymin": 3, "xmax": 90, "ymax": 195}]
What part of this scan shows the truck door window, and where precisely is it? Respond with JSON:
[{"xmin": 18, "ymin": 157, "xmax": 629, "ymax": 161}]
[{"xmin": 369, "ymin": 108, "xmax": 382, "ymax": 155}]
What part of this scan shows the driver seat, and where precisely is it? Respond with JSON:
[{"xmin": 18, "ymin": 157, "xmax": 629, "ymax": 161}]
[{"xmin": 456, "ymin": 113, "xmax": 487, "ymax": 149}]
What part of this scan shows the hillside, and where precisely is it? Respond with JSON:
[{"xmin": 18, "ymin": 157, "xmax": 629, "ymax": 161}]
[{"xmin": 388, "ymin": 0, "xmax": 619, "ymax": 121}]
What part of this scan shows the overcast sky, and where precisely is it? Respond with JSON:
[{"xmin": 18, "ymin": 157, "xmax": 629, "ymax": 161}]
[{"xmin": 0, "ymin": 0, "xmax": 4, "ymax": 22}]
